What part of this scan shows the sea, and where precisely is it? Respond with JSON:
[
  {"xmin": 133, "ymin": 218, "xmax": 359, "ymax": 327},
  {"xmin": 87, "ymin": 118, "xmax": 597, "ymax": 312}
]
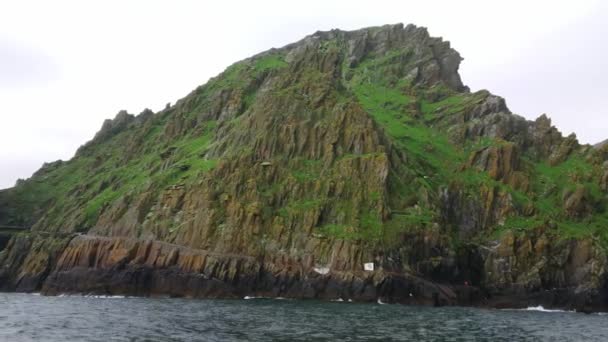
[{"xmin": 1, "ymin": 293, "xmax": 607, "ymax": 341}]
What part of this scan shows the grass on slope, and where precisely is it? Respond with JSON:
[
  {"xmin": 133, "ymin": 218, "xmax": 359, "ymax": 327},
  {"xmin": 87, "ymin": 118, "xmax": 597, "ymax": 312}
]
[{"xmin": 346, "ymin": 47, "xmax": 608, "ymax": 246}]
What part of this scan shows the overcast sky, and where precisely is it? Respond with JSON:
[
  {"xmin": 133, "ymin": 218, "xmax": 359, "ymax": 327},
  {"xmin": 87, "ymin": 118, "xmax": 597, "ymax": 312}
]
[{"xmin": 1, "ymin": 0, "xmax": 606, "ymax": 189}]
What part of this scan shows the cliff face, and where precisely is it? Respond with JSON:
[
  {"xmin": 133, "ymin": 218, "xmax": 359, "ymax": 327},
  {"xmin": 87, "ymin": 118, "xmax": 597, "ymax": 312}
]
[{"xmin": 1, "ymin": 24, "xmax": 608, "ymax": 311}]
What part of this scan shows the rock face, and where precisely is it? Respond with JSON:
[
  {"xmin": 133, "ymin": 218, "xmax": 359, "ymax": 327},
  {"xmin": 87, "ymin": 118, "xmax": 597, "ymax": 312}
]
[
  {"xmin": 1, "ymin": 24, "xmax": 607, "ymax": 312},
  {"xmin": 595, "ymin": 139, "xmax": 608, "ymax": 149},
  {"xmin": 40, "ymin": 234, "xmax": 464, "ymax": 306},
  {"xmin": 482, "ymin": 230, "xmax": 607, "ymax": 311}
]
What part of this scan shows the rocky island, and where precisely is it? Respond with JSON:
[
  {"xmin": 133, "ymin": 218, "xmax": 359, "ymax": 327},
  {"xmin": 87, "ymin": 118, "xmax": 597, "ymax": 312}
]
[{"xmin": 1, "ymin": 24, "xmax": 607, "ymax": 312}]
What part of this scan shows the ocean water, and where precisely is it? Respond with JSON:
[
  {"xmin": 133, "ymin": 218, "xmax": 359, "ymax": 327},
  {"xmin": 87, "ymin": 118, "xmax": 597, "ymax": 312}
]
[{"xmin": 1, "ymin": 293, "xmax": 607, "ymax": 341}]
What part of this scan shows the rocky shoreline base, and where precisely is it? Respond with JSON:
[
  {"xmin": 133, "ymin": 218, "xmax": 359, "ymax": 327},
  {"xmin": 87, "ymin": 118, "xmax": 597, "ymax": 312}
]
[{"xmin": 1, "ymin": 234, "xmax": 606, "ymax": 314}]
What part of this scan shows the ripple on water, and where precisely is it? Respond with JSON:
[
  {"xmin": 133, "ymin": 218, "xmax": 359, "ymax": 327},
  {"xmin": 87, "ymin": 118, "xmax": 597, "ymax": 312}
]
[{"xmin": 0, "ymin": 293, "xmax": 607, "ymax": 341}]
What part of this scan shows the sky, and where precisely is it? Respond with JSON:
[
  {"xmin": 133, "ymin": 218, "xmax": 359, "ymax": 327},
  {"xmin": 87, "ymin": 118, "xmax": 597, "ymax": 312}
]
[{"xmin": 0, "ymin": 0, "xmax": 606, "ymax": 189}]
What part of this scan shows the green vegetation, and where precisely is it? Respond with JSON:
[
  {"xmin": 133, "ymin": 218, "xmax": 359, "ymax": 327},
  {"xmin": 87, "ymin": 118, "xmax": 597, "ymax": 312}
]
[
  {"xmin": 353, "ymin": 83, "xmax": 414, "ymax": 136},
  {"xmin": 317, "ymin": 224, "xmax": 354, "ymax": 239},
  {"xmin": 344, "ymin": 47, "xmax": 608, "ymax": 248},
  {"xmin": 188, "ymin": 52, "xmax": 288, "ymax": 118},
  {"xmin": 317, "ymin": 215, "xmax": 384, "ymax": 241},
  {"xmin": 2, "ymin": 32, "xmax": 606, "ymax": 253},
  {"xmin": 278, "ymin": 199, "xmax": 324, "ymax": 218},
  {"xmin": 349, "ymin": 48, "xmax": 477, "ymax": 215},
  {"xmin": 0, "ymin": 113, "xmax": 223, "ymax": 230},
  {"xmin": 254, "ymin": 54, "xmax": 288, "ymax": 72},
  {"xmin": 523, "ymin": 153, "xmax": 607, "ymax": 244},
  {"xmin": 83, "ymin": 188, "xmax": 120, "ymax": 226}
]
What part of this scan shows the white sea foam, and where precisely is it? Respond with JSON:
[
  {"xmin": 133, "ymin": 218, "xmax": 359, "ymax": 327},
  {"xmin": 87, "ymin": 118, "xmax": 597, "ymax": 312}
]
[
  {"xmin": 56, "ymin": 293, "xmax": 126, "ymax": 299},
  {"xmin": 243, "ymin": 296, "xmax": 290, "ymax": 300},
  {"xmin": 377, "ymin": 298, "xmax": 387, "ymax": 305},
  {"xmin": 503, "ymin": 305, "xmax": 573, "ymax": 313},
  {"xmin": 331, "ymin": 298, "xmax": 344, "ymax": 302},
  {"xmin": 524, "ymin": 306, "xmax": 571, "ymax": 313},
  {"xmin": 244, "ymin": 296, "xmax": 263, "ymax": 300}
]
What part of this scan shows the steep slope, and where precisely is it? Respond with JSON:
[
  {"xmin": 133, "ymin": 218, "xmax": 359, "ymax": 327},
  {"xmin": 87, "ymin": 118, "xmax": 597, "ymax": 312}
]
[{"xmin": 1, "ymin": 24, "xmax": 608, "ymax": 311}]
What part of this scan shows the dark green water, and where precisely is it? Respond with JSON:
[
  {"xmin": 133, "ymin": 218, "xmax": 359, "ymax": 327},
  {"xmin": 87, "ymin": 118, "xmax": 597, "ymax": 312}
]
[{"xmin": 1, "ymin": 293, "xmax": 606, "ymax": 341}]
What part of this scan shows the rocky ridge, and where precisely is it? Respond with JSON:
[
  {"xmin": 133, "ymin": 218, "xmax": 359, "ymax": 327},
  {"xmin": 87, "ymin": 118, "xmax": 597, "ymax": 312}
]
[{"xmin": 1, "ymin": 24, "xmax": 607, "ymax": 312}]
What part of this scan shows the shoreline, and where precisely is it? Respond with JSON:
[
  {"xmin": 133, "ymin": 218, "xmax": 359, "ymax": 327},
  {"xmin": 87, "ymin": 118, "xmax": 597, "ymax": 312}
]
[{"xmin": 2, "ymin": 289, "xmax": 604, "ymax": 314}]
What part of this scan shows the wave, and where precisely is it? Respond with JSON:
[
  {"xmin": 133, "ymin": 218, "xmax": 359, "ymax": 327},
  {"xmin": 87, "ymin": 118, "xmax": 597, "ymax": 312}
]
[
  {"xmin": 502, "ymin": 305, "xmax": 573, "ymax": 313},
  {"xmin": 524, "ymin": 306, "xmax": 572, "ymax": 313},
  {"xmin": 243, "ymin": 296, "xmax": 265, "ymax": 300},
  {"xmin": 56, "ymin": 293, "xmax": 126, "ymax": 299},
  {"xmin": 243, "ymin": 296, "xmax": 290, "ymax": 300}
]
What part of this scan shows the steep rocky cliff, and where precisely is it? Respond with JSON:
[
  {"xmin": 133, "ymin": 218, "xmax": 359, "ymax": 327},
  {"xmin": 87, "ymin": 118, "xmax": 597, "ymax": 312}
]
[{"xmin": 1, "ymin": 24, "xmax": 608, "ymax": 312}]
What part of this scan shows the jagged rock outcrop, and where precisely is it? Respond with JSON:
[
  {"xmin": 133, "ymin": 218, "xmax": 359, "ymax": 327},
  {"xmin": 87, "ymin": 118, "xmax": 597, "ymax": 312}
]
[
  {"xmin": 0, "ymin": 234, "xmax": 72, "ymax": 292},
  {"xmin": 529, "ymin": 114, "xmax": 565, "ymax": 159},
  {"xmin": 562, "ymin": 185, "xmax": 594, "ymax": 219},
  {"xmin": 39, "ymin": 234, "xmax": 464, "ymax": 306},
  {"xmin": 1, "ymin": 23, "xmax": 607, "ymax": 312},
  {"xmin": 594, "ymin": 139, "xmax": 608, "ymax": 149},
  {"xmin": 481, "ymin": 229, "xmax": 607, "ymax": 312},
  {"xmin": 466, "ymin": 143, "xmax": 529, "ymax": 191}
]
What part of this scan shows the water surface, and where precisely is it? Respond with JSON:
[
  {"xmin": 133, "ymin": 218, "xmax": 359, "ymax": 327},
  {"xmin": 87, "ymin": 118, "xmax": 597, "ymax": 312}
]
[{"xmin": 1, "ymin": 293, "xmax": 606, "ymax": 341}]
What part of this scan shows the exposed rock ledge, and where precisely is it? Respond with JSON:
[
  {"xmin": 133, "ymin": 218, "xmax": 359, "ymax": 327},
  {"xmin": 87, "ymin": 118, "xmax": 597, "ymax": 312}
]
[
  {"xmin": 40, "ymin": 235, "xmax": 465, "ymax": 306},
  {"xmin": 1, "ymin": 233, "xmax": 606, "ymax": 313}
]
